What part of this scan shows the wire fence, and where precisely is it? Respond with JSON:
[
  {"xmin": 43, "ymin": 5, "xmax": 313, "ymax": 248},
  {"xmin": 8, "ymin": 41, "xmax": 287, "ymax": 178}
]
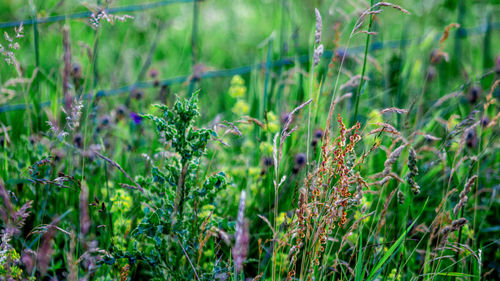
[
  {"xmin": 0, "ymin": 0, "xmax": 498, "ymax": 113},
  {"xmin": 0, "ymin": 0, "xmax": 196, "ymax": 28}
]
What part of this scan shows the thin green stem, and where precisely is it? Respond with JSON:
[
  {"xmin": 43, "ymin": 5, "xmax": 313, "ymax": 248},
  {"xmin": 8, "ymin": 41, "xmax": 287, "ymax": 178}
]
[{"xmin": 352, "ymin": 0, "xmax": 375, "ymax": 125}]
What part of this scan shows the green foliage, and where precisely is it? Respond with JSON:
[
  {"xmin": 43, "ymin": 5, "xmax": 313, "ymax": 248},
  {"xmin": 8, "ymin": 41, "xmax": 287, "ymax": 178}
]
[
  {"xmin": 108, "ymin": 93, "xmax": 228, "ymax": 279},
  {"xmin": 143, "ymin": 93, "xmax": 212, "ymax": 165},
  {"xmin": 0, "ymin": 1, "xmax": 499, "ymax": 280}
]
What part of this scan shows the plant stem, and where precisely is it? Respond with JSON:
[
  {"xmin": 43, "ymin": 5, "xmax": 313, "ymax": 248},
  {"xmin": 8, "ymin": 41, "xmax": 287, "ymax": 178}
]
[
  {"xmin": 173, "ymin": 162, "xmax": 189, "ymax": 226},
  {"xmin": 189, "ymin": 0, "xmax": 199, "ymax": 96},
  {"xmin": 306, "ymin": 43, "xmax": 315, "ymax": 173},
  {"xmin": 352, "ymin": 0, "xmax": 375, "ymax": 125}
]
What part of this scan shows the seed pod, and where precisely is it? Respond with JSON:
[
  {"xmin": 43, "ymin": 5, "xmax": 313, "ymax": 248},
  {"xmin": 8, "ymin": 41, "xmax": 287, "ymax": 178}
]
[
  {"xmin": 430, "ymin": 50, "xmax": 442, "ymax": 64},
  {"xmin": 71, "ymin": 63, "xmax": 82, "ymax": 79},
  {"xmin": 313, "ymin": 44, "xmax": 324, "ymax": 66},
  {"xmin": 73, "ymin": 133, "xmax": 83, "ymax": 149},
  {"xmin": 314, "ymin": 8, "xmax": 322, "ymax": 45},
  {"xmin": 232, "ymin": 191, "xmax": 249, "ymax": 274},
  {"xmin": 408, "ymin": 177, "xmax": 421, "ymax": 195},
  {"xmin": 406, "ymin": 147, "xmax": 420, "ymax": 195},
  {"xmin": 397, "ymin": 189, "xmax": 405, "ymax": 204},
  {"xmin": 480, "ymin": 116, "xmax": 490, "ymax": 128},
  {"xmin": 263, "ymin": 157, "xmax": 274, "ymax": 167},
  {"xmin": 311, "ymin": 138, "xmax": 318, "ymax": 148},
  {"xmin": 468, "ymin": 86, "xmax": 481, "ymax": 105},
  {"xmin": 149, "ymin": 68, "xmax": 159, "ymax": 79},
  {"xmin": 295, "ymin": 153, "xmax": 306, "ymax": 167},
  {"xmin": 280, "ymin": 112, "xmax": 294, "ymax": 127},
  {"xmin": 451, "ymin": 218, "xmax": 468, "ymax": 229},
  {"xmin": 115, "ymin": 105, "xmax": 127, "ymax": 121},
  {"xmin": 149, "ymin": 68, "xmax": 160, "ymax": 87},
  {"xmin": 465, "ymin": 128, "xmax": 477, "ymax": 149},
  {"xmin": 314, "ymin": 129, "xmax": 324, "ymax": 139},
  {"xmin": 99, "ymin": 114, "xmax": 111, "ymax": 128},
  {"xmin": 131, "ymin": 89, "xmax": 144, "ymax": 100},
  {"xmin": 293, "ymin": 153, "xmax": 307, "ymax": 174},
  {"xmin": 426, "ymin": 65, "xmax": 436, "ymax": 82}
]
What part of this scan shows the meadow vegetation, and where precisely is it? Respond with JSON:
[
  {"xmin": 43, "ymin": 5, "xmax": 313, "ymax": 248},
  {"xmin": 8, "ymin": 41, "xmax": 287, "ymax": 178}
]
[{"xmin": 0, "ymin": 0, "xmax": 499, "ymax": 280}]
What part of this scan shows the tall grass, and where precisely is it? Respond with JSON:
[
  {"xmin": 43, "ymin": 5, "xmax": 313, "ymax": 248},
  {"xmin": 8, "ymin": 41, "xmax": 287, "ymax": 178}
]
[{"xmin": 0, "ymin": 0, "xmax": 499, "ymax": 280}]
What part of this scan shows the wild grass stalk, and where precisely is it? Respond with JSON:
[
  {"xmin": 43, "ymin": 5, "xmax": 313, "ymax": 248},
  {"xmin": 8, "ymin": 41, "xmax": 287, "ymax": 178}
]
[
  {"xmin": 263, "ymin": 35, "xmax": 274, "ymax": 117},
  {"xmin": 271, "ymin": 99, "xmax": 311, "ymax": 281},
  {"xmin": 351, "ymin": 0, "xmax": 375, "ymax": 126},
  {"xmin": 30, "ymin": 2, "xmax": 40, "ymax": 131},
  {"xmin": 189, "ymin": 0, "xmax": 199, "ymax": 96},
  {"xmin": 0, "ymin": 1, "xmax": 498, "ymax": 280},
  {"xmin": 305, "ymin": 8, "xmax": 322, "ymax": 172}
]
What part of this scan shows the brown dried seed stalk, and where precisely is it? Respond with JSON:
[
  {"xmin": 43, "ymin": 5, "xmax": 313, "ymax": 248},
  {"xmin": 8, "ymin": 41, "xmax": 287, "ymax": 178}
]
[
  {"xmin": 94, "ymin": 151, "xmax": 144, "ymax": 194},
  {"xmin": 37, "ymin": 218, "xmax": 60, "ymax": 276},
  {"xmin": 79, "ymin": 182, "xmax": 90, "ymax": 237},
  {"xmin": 376, "ymin": 188, "xmax": 397, "ymax": 234},
  {"xmin": 383, "ymin": 144, "xmax": 406, "ymax": 176},
  {"xmin": 380, "ymin": 107, "xmax": 408, "ymax": 114},
  {"xmin": 368, "ymin": 122, "xmax": 401, "ymax": 136},
  {"xmin": 434, "ymin": 91, "xmax": 461, "ymax": 107},
  {"xmin": 486, "ymin": 112, "xmax": 500, "ymax": 129},
  {"xmin": 242, "ymin": 116, "xmax": 265, "ymax": 128},
  {"xmin": 353, "ymin": 2, "xmax": 409, "ymax": 34},
  {"xmin": 313, "ymin": 44, "xmax": 324, "ymax": 66},
  {"xmin": 62, "ymin": 26, "xmax": 72, "ymax": 112},
  {"xmin": 406, "ymin": 147, "xmax": 420, "ymax": 195},
  {"xmin": 233, "ymin": 190, "xmax": 249, "ymax": 274},
  {"xmin": 451, "ymin": 218, "xmax": 468, "ymax": 229},
  {"xmin": 484, "ymin": 80, "xmax": 499, "ymax": 111},
  {"xmin": 120, "ymin": 264, "xmax": 130, "ymax": 281},
  {"xmin": 439, "ymin": 23, "xmax": 460, "ymax": 46},
  {"xmin": 67, "ymin": 232, "xmax": 77, "ymax": 281},
  {"xmin": 397, "ymin": 189, "xmax": 405, "ymax": 204},
  {"xmin": 314, "ymin": 8, "xmax": 322, "ymax": 45},
  {"xmin": 453, "ymin": 175, "xmax": 477, "ymax": 216},
  {"xmin": 439, "ymin": 218, "xmax": 468, "ymax": 247}
]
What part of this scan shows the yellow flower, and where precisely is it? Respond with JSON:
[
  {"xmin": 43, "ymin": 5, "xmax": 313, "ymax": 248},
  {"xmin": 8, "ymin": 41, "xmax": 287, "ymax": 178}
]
[
  {"xmin": 242, "ymin": 139, "xmax": 255, "ymax": 150},
  {"xmin": 266, "ymin": 112, "xmax": 280, "ymax": 133},
  {"xmin": 231, "ymin": 75, "xmax": 244, "ymax": 86},
  {"xmin": 347, "ymin": 232, "xmax": 358, "ymax": 245},
  {"xmin": 268, "ymin": 111, "xmax": 277, "ymax": 122},
  {"xmin": 361, "ymin": 196, "xmax": 371, "ymax": 209},
  {"xmin": 368, "ymin": 109, "xmax": 383, "ymax": 125},
  {"xmin": 249, "ymin": 167, "xmax": 261, "ymax": 180},
  {"xmin": 229, "ymin": 75, "xmax": 247, "ymax": 98},
  {"xmin": 199, "ymin": 204, "xmax": 215, "ymax": 220},
  {"xmin": 232, "ymin": 99, "xmax": 249, "ymax": 115},
  {"xmin": 230, "ymin": 167, "xmax": 245, "ymax": 178},
  {"xmin": 388, "ymin": 268, "xmax": 401, "ymax": 280},
  {"xmin": 447, "ymin": 114, "xmax": 460, "ymax": 131},
  {"xmin": 276, "ymin": 212, "xmax": 289, "ymax": 226},
  {"xmin": 249, "ymin": 183, "xmax": 259, "ymax": 194},
  {"xmin": 240, "ymin": 123, "xmax": 253, "ymax": 135},
  {"xmin": 111, "ymin": 189, "xmax": 133, "ymax": 213},
  {"xmin": 411, "ymin": 59, "xmax": 422, "ymax": 80},
  {"xmin": 259, "ymin": 142, "xmax": 274, "ymax": 155},
  {"xmin": 268, "ymin": 123, "xmax": 279, "ymax": 133},
  {"xmin": 354, "ymin": 210, "xmax": 370, "ymax": 223}
]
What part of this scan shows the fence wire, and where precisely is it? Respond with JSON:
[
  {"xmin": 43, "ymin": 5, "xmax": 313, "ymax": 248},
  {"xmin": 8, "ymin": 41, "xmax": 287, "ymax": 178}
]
[
  {"xmin": 0, "ymin": 3, "xmax": 498, "ymax": 113},
  {"xmin": 0, "ymin": 0, "xmax": 196, "ymax": 28}
]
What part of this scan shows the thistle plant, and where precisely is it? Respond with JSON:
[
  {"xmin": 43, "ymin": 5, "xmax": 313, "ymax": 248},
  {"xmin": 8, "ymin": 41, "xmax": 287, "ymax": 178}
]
[
  {"xmin": 143, "ymin": 92, "xmax": 212, "ymax": 224},
  {"xmin": 109, "ymin": 92, "xmax": 228, "ymax": 279}
]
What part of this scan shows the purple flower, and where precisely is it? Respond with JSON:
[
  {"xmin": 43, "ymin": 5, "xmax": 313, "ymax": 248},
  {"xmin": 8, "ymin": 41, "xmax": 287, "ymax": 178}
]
[{"xmin": 130, "ymin": 112, "xmax": 142, "ymax": 125}]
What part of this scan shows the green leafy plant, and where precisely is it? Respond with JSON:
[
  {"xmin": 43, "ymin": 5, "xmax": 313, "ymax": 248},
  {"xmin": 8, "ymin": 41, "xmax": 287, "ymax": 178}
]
[{"xmin": 107, "ymin": 93, "xmax": 228, "ymax": 280}]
